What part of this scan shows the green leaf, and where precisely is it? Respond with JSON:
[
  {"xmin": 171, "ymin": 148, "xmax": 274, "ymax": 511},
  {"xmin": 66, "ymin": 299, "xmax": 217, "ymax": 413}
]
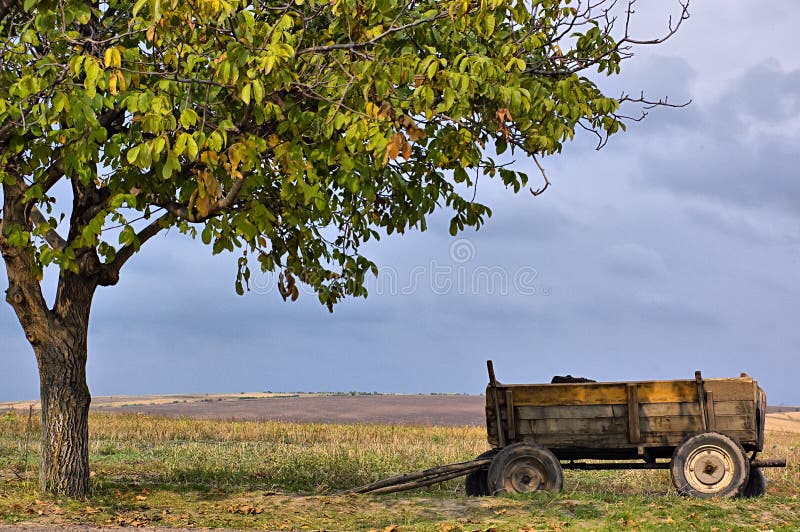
[
  {"xmin": 126, "ymin": 145, "xmax": 141, "ymax": 164},
  {"xmin": 132, "ymin": 0, "xmax": 147, "ymax": 17}
]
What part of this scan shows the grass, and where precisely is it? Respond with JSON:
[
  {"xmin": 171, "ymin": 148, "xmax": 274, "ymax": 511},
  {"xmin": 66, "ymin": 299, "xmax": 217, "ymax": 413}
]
[{"xmin": 0, "ymin": 410, "xmax": 798, "ymax": 530}]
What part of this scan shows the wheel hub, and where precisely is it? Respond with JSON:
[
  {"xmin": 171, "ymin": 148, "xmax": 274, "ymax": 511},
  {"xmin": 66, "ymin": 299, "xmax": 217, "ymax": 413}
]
[
  {"xmin": 508, "ymin": 462, "xmax": 544, "ymax": 492},
  {"xmin": 685, "ymin": 445, "xmax": 735, "ymax": 493}
]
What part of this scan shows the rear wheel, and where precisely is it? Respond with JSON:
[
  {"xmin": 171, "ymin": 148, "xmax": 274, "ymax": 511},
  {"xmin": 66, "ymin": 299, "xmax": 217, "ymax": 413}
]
[
  {"xmin": 487, "ymin": 442, "xmax": 563, "ymax": 495},
  {"xmin": 465, "ymin": 449, "xmax": 498, "ymax": 496},
  {"xmin": 741, "ymin": 466, "xmax": 767, "ymax": 497},
  {"xmin": 670, "ymin": 432, "xmax": 749, "ymax": 498}
]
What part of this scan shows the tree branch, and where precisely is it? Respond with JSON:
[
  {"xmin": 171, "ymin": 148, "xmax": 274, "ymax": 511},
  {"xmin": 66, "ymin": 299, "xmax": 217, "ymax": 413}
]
[
  {"xmin": 0, "ymin": 0, "xmax": 18, "ymax": 24},
  {"xmin": 158, "ymin": 174, "xmax": 249, "ymax": 223},
  {"xmin": 1, "ymin": 178, "xmax": 51, "ymax": 344},
  {"xmin": 100, "ymin": 213, "xmax": 170, "ymax": 285},
  {"xmin": 296, "ymin": 12, "xmax": 448, "ymax": 55},
  {"xmin": 28, "ymin": 206, "xmax": 66, "ymax": 252}
]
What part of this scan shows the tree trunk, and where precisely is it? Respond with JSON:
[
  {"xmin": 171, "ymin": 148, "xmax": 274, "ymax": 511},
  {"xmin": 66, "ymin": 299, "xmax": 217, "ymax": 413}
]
[
  {"xmin": 3, "ymin": 227, "xmax": 95, "ymax": 497},
  {"xmin": 35, "ymin": 325, "xmax": 91, "ymax": 497}
]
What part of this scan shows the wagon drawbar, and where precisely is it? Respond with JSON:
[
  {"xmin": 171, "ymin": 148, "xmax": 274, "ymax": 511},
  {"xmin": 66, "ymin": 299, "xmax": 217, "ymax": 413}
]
[{"xmin": 350, "ymin": 361, "xmax": 786, "ymax": 498}]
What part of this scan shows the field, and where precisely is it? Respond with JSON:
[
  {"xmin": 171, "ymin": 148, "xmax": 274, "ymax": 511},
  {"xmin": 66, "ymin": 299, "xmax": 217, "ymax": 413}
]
[{"xmin": 0, "ymin": 396, "xmax": 798, "ymax": 531}]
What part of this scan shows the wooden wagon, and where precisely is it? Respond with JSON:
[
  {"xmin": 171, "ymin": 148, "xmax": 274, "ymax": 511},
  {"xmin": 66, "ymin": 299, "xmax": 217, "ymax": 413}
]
[
  {"xmin": 468, "ymin": 361, "xmax": 784, "ymax": 498},
  {"xmin": 352, "ymin": 361, "xmax": 785, "ymax": 498}
]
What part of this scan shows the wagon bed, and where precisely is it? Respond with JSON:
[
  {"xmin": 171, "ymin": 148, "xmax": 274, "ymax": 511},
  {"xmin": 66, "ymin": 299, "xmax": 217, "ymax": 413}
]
[{"xmin": 485, "ymin": 369, "xmax": 766, "ymax": 461}]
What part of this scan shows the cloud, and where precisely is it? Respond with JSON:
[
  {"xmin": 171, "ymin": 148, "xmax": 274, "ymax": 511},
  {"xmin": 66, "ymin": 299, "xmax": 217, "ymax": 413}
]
[
  {"xmin": 604, "ymin": 243, "xmax": 667, "ymax": 279},
  {"xmin": 630, "ymin": 61, "xmax": 800, "ymax": 217}
]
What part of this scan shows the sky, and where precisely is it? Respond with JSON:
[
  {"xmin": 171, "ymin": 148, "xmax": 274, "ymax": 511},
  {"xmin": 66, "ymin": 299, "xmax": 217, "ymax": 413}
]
[{"xmin": 2, "ymin": 1, "xmax": 799, "ymax": 404}]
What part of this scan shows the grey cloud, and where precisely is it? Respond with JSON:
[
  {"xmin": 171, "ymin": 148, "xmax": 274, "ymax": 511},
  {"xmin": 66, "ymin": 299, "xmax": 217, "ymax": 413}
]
[
  {"xmin": 604, "ymin": 243, "xmax": 667, "ymax": 278},
  {"xmin": 630, "ymin": 61, "xmax": 800, "ymax": 215}
]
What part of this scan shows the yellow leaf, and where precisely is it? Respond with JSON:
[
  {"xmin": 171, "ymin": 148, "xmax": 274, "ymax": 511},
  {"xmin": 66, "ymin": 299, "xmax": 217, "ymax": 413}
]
[
  {"xmin": 116, "ymin": 70, "xmax": 127, "ymax": 92},
  {"xmin": 108, "ymin": 72, "xmax": 118, "ymax": 95}
]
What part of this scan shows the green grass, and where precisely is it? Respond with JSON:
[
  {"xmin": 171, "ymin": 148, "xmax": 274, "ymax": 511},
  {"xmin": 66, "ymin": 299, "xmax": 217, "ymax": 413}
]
[{"xmin": 0, "ymin": 411, "xmax": 798, "ymax": 530}]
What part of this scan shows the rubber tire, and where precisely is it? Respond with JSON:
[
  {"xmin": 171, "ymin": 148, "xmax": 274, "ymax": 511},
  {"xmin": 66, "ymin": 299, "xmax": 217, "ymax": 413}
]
[
  {"xmin": 670, "ymin": 431, "xmax": 749, "ymax": 498},
  {"xmin": 465, "ymin": 449, "xmax": 498, "ymax": 496},
  {"xmin": 741, "ymin": 466, "xmax": 767, "ymax": 498},
  {"xmin": 487, "ymin": 442, "xmax": 563, "ymax": 495}
]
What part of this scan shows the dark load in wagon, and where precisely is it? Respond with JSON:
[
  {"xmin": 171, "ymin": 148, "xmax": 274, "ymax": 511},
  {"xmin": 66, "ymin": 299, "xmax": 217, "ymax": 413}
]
[{"xmin": 352, "ymin": 361, "xmax": 785, "ymax": 498}]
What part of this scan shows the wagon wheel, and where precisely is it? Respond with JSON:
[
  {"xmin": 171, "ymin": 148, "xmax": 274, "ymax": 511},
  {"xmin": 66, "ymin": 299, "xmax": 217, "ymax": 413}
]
[
  {"xmin": 670, "ymin": 432, "xmax": 749, "ymax": 498},
  {"xmin": 741, "ymin": 466, "xmax": 767, "ymax": 498},
  {"xmin": 465, "ymin": 449, "xmax": 499, "ymax": 496},
  {"xmin": 487, "ymin": 442, "xmax": 563, "ymax": 495}
]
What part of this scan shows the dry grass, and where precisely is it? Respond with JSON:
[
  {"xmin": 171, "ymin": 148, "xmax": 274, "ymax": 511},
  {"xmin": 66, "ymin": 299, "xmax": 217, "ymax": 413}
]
[{"xmin": 1, "ymin": 410, "xmax": 798, "ymax": 530}]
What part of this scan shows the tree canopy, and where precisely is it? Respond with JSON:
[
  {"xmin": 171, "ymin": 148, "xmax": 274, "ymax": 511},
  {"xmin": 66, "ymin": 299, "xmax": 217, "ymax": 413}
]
[
  {"xmin": 0, "ymin": 0, "xmax": 688, "ymax": 496},
  {"xmin": 1, "ymin": 0, "xmax": 687, "ymax": 307}
]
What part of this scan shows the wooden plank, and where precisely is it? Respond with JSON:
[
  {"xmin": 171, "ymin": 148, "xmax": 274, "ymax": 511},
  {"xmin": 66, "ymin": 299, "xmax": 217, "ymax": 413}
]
[
  {"xmin": 714, "ymin": 401, "xmax": 754, "ymax": 417},
  {"xmin": 627, "ymin": 384, "xmax": 641, "ymax": 444},
  {"xmin": 716, "ymin": 414, "xmax": 754, "ymax": 432},
  {"xmin": 517, "ymin": 404, "xmax": 616, "ymax": 420},
  {"xmin": 516, "ymin": 417, "xmax": 627, "ymax": 436},
  {"xmin": 506, "ymin": 389, "xmax": 516, "ymax": 440},
  {"xmin": 524, "ymin": 433, "xmax": 632, "ymax": 448},
  {"xmin": 639, "ymin": 432, "xmax": 691, "ymax": 445},
  {"xmin": 517, "ymin": 419, "xmax": 534, "ymax": 435},
  {"xmin": 639, "ymin": 402, "xmax": 701, "ymax": 417},
  {"xmin": 500, "ymin": 378, "xmax": 756, "ymax": 406},
  {"xmin": 507, "ymin": 380, "xmax": 701, "ymax": 407},
  {"xmin": 508, "ymin": 384, "xmax": 628, "ymax": 406},
  {"xmin": 696, "ymin": 371, "xmax": 708, "ymax": 431},
  {"xmin": 529, "ymin": 417, "xmax": 628, "ymax": 434},
  {"xmin": 704, "ymin": 380, "xmax": 757, "ymax": 401},
  {"xmin": 638, "ymin": 381, "xmax": 699, "ymax": 403},
  {"xmin": 640, "ymin": 415, "xmax": 701, "ymax": 433},
  {"xmin": 522, "ymin": 429, "xmax": 757, "ymax": 448},
  {"xmin": 706, "ymin": 390, "xmax": 717, "ymax": 431}
]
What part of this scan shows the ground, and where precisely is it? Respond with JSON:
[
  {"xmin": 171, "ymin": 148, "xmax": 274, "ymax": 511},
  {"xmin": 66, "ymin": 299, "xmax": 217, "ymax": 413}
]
[{"xmin": 1, "ymin": 394, "xmax": 798, "ymax": 531}]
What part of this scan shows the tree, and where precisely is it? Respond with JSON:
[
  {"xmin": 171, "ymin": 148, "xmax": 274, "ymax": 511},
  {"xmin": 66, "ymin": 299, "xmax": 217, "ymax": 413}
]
[{"xmin": 0, "ymin": 0, "xmax": 688, "ymax": 496}]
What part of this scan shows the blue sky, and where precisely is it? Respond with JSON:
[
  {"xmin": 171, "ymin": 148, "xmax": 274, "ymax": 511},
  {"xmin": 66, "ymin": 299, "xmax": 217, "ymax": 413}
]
[{"xmin": 3, "ymin": 1, "xmax": 799, "ymax": 404}]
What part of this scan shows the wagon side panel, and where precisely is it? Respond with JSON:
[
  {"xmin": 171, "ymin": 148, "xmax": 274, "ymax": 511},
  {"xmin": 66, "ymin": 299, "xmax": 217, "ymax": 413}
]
[
  {"xmin": 486, "ymin": 377, "xmax": 760, "ymax": 452},
  {"xmin": 704, "ymin": 378, "xmax": 759, "ymax": 448}
]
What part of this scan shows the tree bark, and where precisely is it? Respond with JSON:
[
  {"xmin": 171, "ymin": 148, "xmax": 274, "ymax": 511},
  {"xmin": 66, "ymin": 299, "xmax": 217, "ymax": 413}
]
[
  {"xmin": 35, "ymin": 270, "xmax": 96, "ymax": 497},
  {"xmin": 35, "ymin": 327, "xmax": 91, "ymax": 496}
]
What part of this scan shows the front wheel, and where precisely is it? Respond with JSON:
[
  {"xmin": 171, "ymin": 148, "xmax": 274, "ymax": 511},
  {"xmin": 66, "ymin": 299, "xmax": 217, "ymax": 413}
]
[
  {"xmin": 465, "ymin": 449, "xmax": 498, "ymax": 496},
  {"xmin": 670, "ymin": 432, "xmax": 749, "ymax": 498},
  {"xmin": 487, "ymin": 442, "xmax": 563, "ymax": 495}
]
